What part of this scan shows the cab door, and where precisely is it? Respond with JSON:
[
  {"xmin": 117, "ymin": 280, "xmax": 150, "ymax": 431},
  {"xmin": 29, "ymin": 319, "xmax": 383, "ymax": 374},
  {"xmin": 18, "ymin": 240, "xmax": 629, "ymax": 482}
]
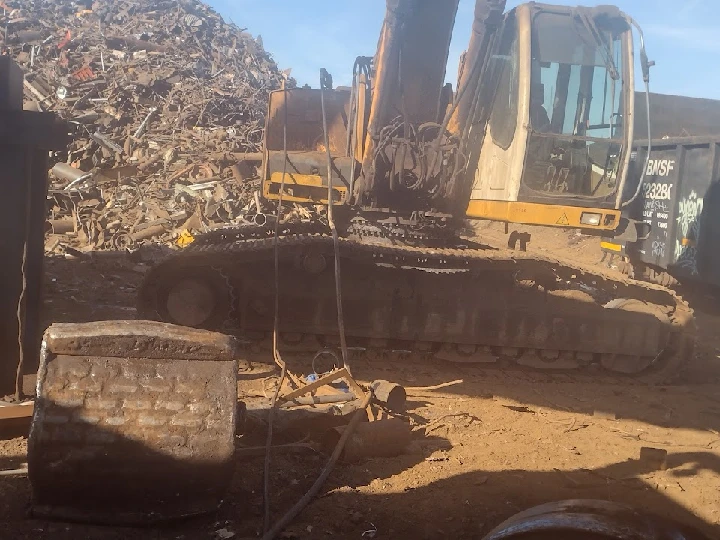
[{"xmin": 467, "ymin": 7, "xmax": 531, "ymax": 205}]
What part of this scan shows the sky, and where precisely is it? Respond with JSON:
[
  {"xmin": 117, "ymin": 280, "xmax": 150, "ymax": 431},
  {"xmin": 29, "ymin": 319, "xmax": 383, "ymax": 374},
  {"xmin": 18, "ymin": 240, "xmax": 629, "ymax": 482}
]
[{"xmin": 208, "ymin": 0, "xmax": 720, "ymax": 100}]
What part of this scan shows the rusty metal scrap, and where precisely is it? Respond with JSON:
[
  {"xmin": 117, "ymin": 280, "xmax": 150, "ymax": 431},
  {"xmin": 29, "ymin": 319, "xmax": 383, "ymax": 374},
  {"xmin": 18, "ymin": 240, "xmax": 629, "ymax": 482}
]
[
  {"xmin": 1, "ymin": 0, "xmax": 288, "ymax": 252},
  {"xmin": 370, "ymin": 380, "xmax": 407, "ymax": 411}
]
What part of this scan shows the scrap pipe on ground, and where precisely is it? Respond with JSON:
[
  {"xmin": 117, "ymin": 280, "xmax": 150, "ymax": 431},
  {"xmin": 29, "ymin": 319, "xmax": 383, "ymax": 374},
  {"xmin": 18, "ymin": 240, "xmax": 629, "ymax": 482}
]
[
  {"xmin": 52, "ymin": 163, "xmax": 87, "ymax": 182},
  {"xmin": 45, "ymin": 219, "xmax": 74, "ymax": 235},
  {"xmin": 370, "ymin": 380, "xmax": 406, "ymax": 411},
  {"xmin": 279, "ymin": 393, "xmax": 355, "ymax": 408},
  {"xmin": 52, "ymin": 163, "xmax": 94, "ymax": 191},
  {"xmin": 111, "ymin": 225, "xmax": 167, "ymax": 250},
  {"xmin": 245, "ymin": 399, "xmax": 366, "ymax": 437},
  {"xmin": 0, "ymin": 468, "xmax": 28, "ymax": 477}
]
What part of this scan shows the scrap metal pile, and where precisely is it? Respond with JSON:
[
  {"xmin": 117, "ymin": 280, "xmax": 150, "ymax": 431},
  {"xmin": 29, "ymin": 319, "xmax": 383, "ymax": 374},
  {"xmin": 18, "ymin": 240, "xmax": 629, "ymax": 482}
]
[{"xmin": 1, "ymin": 0, "xmax": 287, "ymax": 251}]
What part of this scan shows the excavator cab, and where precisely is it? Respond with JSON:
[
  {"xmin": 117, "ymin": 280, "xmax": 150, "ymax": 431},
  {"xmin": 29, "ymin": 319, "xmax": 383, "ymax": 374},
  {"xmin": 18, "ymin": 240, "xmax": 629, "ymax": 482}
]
[{"xmin": 464, "ymin": 3, "xmax": 636, "ymax": 232}]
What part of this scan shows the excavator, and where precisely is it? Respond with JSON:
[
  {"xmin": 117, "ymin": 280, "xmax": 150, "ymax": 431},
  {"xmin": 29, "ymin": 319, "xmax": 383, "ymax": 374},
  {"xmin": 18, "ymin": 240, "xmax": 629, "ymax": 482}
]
[{"xmin": 138, "ymin": 0, "xmax": 693, "ymax": 383}]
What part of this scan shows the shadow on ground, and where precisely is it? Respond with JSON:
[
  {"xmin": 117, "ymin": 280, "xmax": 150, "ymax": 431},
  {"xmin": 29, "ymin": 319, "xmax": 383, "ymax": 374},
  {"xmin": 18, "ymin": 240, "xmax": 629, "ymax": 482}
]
[{"xmin": 2, "ymin": 427, "xmax": 716, "ymax": 539}]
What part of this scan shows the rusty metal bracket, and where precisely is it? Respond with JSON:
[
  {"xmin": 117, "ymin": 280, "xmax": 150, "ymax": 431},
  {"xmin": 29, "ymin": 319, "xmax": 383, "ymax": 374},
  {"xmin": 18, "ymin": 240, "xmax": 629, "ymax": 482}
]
[{"xmin": 277, "ymin": 367, "xmax": 364, "ymax": 404}]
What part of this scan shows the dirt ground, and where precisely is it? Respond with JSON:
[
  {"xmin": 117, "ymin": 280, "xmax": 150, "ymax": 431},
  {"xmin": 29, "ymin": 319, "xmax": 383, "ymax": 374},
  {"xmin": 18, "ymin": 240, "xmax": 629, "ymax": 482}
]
[{"xmin": 1, "ymin": 225, "xmax": 719, "ymax": 539}]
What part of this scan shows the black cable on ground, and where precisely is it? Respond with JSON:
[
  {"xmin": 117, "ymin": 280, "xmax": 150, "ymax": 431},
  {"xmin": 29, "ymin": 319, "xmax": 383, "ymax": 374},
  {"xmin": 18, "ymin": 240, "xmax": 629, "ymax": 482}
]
[{"xmin": 261, "ymin": 392, "xmax": 371, "ymax": 540}]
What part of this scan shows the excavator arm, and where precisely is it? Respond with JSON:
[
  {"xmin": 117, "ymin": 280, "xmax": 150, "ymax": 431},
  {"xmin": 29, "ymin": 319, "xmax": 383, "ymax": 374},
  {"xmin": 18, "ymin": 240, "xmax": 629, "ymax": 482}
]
[{"xmin": 354, "ymin": 0, "xmax": 460, "ymax": 206}]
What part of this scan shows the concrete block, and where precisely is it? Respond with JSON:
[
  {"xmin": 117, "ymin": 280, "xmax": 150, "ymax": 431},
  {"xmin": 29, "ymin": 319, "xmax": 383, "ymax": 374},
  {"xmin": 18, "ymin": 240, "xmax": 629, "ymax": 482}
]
[{"xmin": 29, "ymin": 321, "xmax": 239, "ymax": 525}]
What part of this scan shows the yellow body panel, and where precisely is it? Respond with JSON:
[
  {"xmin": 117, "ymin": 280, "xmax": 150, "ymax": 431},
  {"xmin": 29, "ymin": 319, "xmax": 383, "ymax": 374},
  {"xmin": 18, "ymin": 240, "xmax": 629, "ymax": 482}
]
[
  {"xmin": 466, "ymin": 200, "xmax": 620, "ymax": 231},
  {"xmin": 600, "ymin": 241, "xmax": 623, "ymax": 252},
  {"xmin": 264, "ymin": 172, "xmax": 347, "ymax": 205}
]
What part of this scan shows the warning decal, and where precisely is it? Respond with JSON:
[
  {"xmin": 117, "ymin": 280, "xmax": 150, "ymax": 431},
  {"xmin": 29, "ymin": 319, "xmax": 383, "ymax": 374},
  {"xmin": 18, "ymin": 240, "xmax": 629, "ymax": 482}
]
[{"xmin": 556, "ymin": 213, "xmax": 570, "ymax": 226}]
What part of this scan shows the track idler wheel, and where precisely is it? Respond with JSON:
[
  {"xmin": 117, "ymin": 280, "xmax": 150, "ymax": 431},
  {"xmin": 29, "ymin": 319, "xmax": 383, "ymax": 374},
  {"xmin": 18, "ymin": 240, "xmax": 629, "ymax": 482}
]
[{"xmin": 158, "ymin": 270, "xmax": 232, "ymax": 329}]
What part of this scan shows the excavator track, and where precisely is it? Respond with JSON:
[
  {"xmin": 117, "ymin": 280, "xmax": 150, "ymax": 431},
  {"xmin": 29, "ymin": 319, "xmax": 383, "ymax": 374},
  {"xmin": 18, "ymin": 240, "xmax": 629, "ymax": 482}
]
[{"xmin": 138, "ymin": 224, "xmax": 695, "ymax": 384}]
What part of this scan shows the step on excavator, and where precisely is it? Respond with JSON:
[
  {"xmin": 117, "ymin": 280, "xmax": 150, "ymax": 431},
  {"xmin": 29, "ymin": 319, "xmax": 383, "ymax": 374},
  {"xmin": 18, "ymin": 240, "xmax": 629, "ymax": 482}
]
[{"xmin": 139, "ymin": 0, "xmax": 693, "ymax": 383}]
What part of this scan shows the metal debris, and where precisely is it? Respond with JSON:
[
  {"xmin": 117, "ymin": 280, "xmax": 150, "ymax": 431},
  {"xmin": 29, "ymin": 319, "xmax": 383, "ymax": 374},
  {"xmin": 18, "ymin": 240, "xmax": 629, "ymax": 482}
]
[
  {"xmin": 1, "ymin": 0, "xmax": 288, "ymax": 252},
  {"xmin": 370, "ymin": 380, "xmax": 407, "ymax": 411}
]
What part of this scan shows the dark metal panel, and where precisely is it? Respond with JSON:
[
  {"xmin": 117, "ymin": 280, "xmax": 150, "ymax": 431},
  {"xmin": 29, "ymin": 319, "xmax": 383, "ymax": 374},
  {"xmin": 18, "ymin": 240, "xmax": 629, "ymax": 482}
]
[
  {"xmin": 0, "ymin": 146, "xmax": 31, "ymax": 397},
  {"xmin": 627, "ymin": 136, "xmax": 720, "ymax": 286},
  {"xmin": 0, "ymin": 146, "xmax": 54, "ymax": 395},
  {"xmin": 671, "ymin": 143, "xmax": 714, "ymax": 280},
  {"xmin": 0, "ymin": 58, "xmax": 69, "ymax": 397},
  {"xmin": 0, "ymin": 57, "xmax": 23, "ymax": 112},
  {"xmin": 627, "ymin": 143, "xmax": 683, "ymax": 270},
  {"xmin": 20, "ymin": 149, "xmax": 51, "ymax": 380},
  {"xmin": 0, "ymin": 110, "xmax": 70, "ymax": 148}
]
